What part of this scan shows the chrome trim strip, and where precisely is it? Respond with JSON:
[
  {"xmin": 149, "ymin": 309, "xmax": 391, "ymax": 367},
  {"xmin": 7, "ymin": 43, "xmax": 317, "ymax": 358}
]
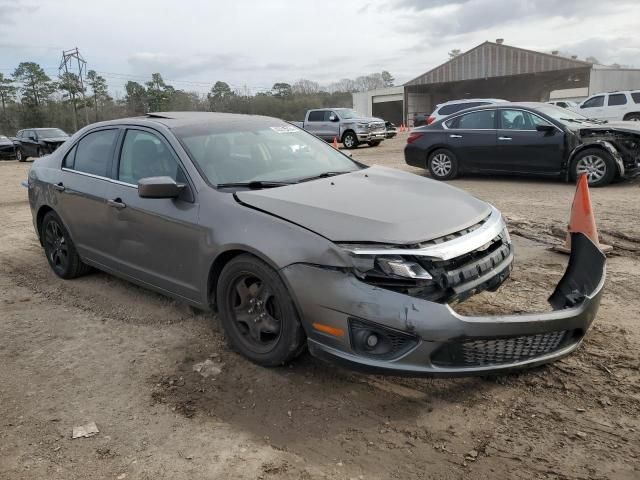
[
  {"xmin": 62, "ymin": 168, "xmax": 137, "ymax": 188},
  {"xmin": 344, "ymin": 206, "xmax": 506, "ymax": 261}
]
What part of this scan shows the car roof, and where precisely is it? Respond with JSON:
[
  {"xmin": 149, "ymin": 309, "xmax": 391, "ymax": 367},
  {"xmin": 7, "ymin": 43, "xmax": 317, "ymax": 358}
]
[
  {"xmin": 436, "ymin": 98, "xmax": 507, "ymax": 107},
  {"xmin": 80, "ymin": 111, "xmax": 290, "ymax": 130}
]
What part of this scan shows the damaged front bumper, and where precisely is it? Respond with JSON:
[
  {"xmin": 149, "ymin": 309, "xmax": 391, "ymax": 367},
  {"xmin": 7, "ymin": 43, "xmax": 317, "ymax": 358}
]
[{"xmin": 281, "ymin": 233, "xmax": 606, "ymax": 376}]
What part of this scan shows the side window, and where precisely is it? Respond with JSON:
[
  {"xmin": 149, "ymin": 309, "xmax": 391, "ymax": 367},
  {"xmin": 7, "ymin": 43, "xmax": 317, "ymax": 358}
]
[
  {"xmin": 63, "ymin": 144, "xmax": 77, "ymax": 169},
  {"xmin": 500, "ymin": 109, "xmax": 552, "ymax": 130},
  {"xmin": 608, "ymin": 94, "xmax": 627, "ymax": 106},
  {"xmin": 73, "ymin": 129, "xmax": 118, "ymax": 177},
  {"xmin": 16, "ymin": 131, "xmax": 23, "ymax": 139},
  {"xmin": 307, "ymin": 111, "xmax": 324, "ymax": 122},
  {"xmin": 455, "ymin": 110, "xmax": 495, "ymax": 129},
  {"xmin": 632, "ymin": 92, "xmax": 640, "ymax": 104},
  {"xmin": 324, "ymin": 111, "xmax": 337, "ymax": 121},
  {"xmin": 118, "ymin": 130, "xmax": 185, "ymax": 185},
  {"xmin": 582, "ymin": 96, "xmax": 604, "ymax": 108}
]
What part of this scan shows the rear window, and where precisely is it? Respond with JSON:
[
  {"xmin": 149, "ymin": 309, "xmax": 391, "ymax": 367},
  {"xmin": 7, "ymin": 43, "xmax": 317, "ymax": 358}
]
[
  {"xmin": 307, "ymin": 111, "xmax": 324, "ymax": 122},
  {"xmin": 608, "ymin": 94, "xmax": 627, "ymax": 106},
  {"xmin": 631, "ymin": 92, "xmax": 640, "ymax": 104},
  {"xmin": 438, "ymin": 102, "xmax": 488, "ymax": 116}
]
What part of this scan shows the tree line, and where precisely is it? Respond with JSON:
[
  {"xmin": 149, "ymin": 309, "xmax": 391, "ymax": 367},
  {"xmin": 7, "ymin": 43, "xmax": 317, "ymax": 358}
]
[{"xmin": 0, "ymin": 61, "xmax": 395, "ymax": 135}]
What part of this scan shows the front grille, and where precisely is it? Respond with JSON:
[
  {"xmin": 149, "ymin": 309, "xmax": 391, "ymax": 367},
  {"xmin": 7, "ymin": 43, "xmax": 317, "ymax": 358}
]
[{"xmin": 431, "ymin": 330, "xmax": 574, "ymax": 367}]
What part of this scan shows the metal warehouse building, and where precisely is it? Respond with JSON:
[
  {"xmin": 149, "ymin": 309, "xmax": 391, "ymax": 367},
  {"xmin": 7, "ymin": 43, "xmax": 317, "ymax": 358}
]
[{"xmin": 353, "ymin": 40, "xmax": 640, "ymax": 126}]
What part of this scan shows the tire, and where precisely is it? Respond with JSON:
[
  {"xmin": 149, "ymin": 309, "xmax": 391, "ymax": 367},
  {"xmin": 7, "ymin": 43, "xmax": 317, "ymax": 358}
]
[
  {"xmin": 216, "ymin": 254, "xmax": 306, "ymax": 367},
  {"xmin": 16, "ymin": 148, "xmax": 24, "ymax": 162},
  {"xmin": 368, "ymin": 140, "xmax": 381, "ymax": 147},
  {"xmin": 41, "ymin": 211, "xmax": 92, "ymax": 279},
  {"xmin": 624, "ymin": 113, "xmax": 640, "ymax": 122},
  {"xmin": 570, "ymin": 148, "xmax": 616, "ymax": 187},
  {"xmin": 342, "ymin": 131, "xmax": 359, "ymax": 149},
  {"xmin": 37, "ymin": 147, "xmax": 43, "ymax": 157},
  {"xmin": 427, "ymin": 148, "xmax": 459, "ymax": 180}
]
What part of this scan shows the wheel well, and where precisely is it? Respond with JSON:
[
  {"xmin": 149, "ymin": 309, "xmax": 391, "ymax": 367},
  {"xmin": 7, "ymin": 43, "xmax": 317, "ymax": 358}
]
[
  {"xmin": 623, "ymin": 112, "xmax": 640, "ymax": 120},
  {"xmin": 36, "ymin": 205, "xmax": 54, "ymax": 244},
  {"xmin": 207, "ymin": 249, "xmax": 250, "ymax": 310},
  {"xmin": 569, "ymin": 145, "xmax": 619, "ymax": 178},
  {"xmin": 341, "ymin": 129, "xmax": 356, "ymax": 142}
]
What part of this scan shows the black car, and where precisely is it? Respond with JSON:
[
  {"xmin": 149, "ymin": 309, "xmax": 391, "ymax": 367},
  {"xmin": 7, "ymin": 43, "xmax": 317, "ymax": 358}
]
[
  {"xmin": 15, "ymin": 128, "xmax": 70, "ymax": 161},
  {"xmin": 405, "ymin": 102, "xmax": 640, "ymax": 187},
  {"xmin": 0, "ymin": 135, "xmax": 16, "ymax": 160}
]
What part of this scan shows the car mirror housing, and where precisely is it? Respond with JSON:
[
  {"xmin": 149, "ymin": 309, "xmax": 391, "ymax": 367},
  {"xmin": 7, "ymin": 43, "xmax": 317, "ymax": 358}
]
[
  {"xmin": 138, "ymin": 176, "xmax": 184, "ymax": 199},
  {"xmin": 329, "ymin": 115, "xmax": 338, "ymax": 122},
  {"xmin": 536, "ymin": 124, "xmax": 555, "ymax": 133}
]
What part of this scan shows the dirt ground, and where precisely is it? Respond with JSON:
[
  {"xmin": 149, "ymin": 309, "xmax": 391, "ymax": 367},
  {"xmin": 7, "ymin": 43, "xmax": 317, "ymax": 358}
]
[{"xmin": 1, "ymin": 135, "xmax": 639, "ymax": 480}]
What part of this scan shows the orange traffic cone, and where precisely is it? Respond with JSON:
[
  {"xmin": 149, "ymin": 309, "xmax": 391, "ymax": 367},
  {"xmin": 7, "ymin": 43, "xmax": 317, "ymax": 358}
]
[
  {"xmin": 400, "ymin": 124, "xmax": 405, "ymax": 132},
  {"xmin": 554, "ymin": 174, "xmax": 612, "ymax": 254},
  {"xmin": 332, "ymin": 137, "xmax": 338, "ymax": 149}
]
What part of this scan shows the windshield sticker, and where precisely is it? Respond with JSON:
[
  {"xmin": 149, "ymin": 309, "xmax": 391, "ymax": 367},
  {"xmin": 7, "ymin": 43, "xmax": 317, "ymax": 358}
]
[{"xmin": 270, "ymin": 126, "xmax": 299, "ymax": 133}]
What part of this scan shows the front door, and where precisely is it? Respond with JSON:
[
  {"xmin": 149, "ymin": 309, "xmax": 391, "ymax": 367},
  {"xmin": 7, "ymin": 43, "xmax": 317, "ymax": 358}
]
[
  {"xmin": 445, "ymin": 109, "xmax": 498, "ymax": 172},
  {"xmin": 104, "ymin": 128, "xmax": 202, "ymax": 302},
  {"xmin": 496, "ymin": 109, "xmax": 565, "ymax": 174}
]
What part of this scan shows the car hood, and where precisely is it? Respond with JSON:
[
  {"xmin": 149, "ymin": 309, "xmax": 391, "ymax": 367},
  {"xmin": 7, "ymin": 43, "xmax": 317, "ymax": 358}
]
[
  {"xmin": 347, "ymin": 116, "xmax": 384, "ymax": 124},
  {"xmin": 41, "ymin": 137, "xmax": 69, "ymax": 143},
  {"xmin": 235, "ymin": 166, "xmax": 492, "ymax": 244}
]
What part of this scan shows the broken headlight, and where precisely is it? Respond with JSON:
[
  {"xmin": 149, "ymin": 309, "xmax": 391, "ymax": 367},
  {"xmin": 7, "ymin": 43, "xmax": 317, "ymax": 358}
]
[{"xmin": 338, "ymin": 245, "xmax": 433, "ymax": 281}]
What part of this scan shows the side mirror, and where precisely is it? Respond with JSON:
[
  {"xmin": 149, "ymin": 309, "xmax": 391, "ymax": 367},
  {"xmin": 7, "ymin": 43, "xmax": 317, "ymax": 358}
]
[
  {"xmin": 138, "ymin": 176, "xmax": 184, "ymax": 199},
  {"xmin": 579, "ymin": 104, "xmax": 587, "ymax": 109},
  {"xmin": 536, "ymin": 124, "xmax": 555, "ymax": 133},
  {"xmin": 329, "ymin": 115, "xmax": 338, "ymax": 122}
]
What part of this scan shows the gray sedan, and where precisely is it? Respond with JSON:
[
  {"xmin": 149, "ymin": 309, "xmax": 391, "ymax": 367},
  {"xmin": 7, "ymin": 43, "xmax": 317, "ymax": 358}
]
[{"xmin": 27, "ymin": 112, "xmax": 605, "ymax": 375}]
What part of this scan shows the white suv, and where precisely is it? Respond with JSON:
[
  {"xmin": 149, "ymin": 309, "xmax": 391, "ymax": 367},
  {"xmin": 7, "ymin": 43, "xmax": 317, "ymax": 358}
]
[
  {"xmin": 422, "ymin": 98, "xmax": 507, "ymax": 126},
  {"xmin": 577, "ymin": 91, "xmax": 640, "ymax": 122}
]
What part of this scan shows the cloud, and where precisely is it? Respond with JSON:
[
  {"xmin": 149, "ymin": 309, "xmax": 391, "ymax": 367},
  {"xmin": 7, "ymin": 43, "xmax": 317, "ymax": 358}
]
[{"xmin": 557, "ymin": 37, "xmax": 640, "ymax": 67}]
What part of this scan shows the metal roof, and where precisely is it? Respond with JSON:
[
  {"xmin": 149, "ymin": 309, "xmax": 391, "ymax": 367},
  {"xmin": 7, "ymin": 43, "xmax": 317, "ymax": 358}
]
[{"xmin": 405, "ymin": 41, "xmax": 592, "ymax": 87}]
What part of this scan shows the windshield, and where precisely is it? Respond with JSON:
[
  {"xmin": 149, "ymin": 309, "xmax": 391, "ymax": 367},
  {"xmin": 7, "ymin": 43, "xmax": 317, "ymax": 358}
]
[
  {"xmin": 334, "ymin": 108, "xmax": 361, "ymax": 119},
  {"xmin": 532, "ymin": 104, "xmax": 592, "ymax": 125},
  {"xmin": 37, "ymin": 128, "xmax": 68, "ymax": 138},
  {"xmin": 174, "ymin": 122, "xmax": 362, "ymax": 186}
]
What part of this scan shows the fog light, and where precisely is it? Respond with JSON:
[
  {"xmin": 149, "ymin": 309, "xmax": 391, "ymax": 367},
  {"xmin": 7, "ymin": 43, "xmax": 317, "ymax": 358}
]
[{"xmin": 366, "ymin": 333, "xmax": 379, "ymax": 348}]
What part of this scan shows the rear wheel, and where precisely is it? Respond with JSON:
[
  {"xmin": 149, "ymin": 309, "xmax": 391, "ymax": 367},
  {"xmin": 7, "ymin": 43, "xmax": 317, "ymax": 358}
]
[
  {"xmin": 624, "ymin": 113, "xmax": 640, "ymax": 122},
  {"xmin": 217, "ymin": 254, "xmax": 306, "ymax": 366},
  {"xmin": 41, "ymin": 211, "xmax": 91, "ymax": 279},
  {"xmin": 427, "ymin": 148, "xmax": 459, "ymax": 180},
  {"xmin": 571, "ymin": 148, "xmax": 616, "ymax": 187},
  {"xmin": 342, "ymin": 131, "xmax": 359, "ymax": 149}
]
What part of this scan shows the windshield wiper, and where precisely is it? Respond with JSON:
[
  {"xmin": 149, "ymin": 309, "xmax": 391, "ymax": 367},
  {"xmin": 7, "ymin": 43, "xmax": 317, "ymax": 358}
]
[
  {"xmin": 295, "ymin": 171, "xmax": 352, "ymax": 183},
  {"xmin": 216, "ymin": 180, "xmax": 292, "ymax": 189}
]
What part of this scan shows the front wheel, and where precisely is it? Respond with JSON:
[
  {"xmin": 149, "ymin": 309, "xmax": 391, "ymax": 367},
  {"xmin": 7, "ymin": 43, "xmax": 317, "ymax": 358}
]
[
  {"xmin": 571, "ymin": 148, "xmax": 616, "ymax": 187},
  {"xmin": 16, "ymin": 148, "xmax": 24, "ymax": 162},
  {"xmin": 427, "ymin": 148, "xmax": 459, "ymax": 180},
  {"xmin": 217, "ymin": 254, "xmax": 306, "ymax": 367},
  {"xmin": 342, "ymin": 131, "xmax": 359, "ymax": 149},
  {"xmin": 368, "ymin": 140, "xmax": 381, "ymax": 147}
]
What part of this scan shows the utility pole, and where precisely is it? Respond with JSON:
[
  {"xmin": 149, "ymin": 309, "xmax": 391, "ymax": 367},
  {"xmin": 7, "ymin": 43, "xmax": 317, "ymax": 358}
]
[{"xmin": 59, "ymin": 47, "xmax": 89, "ymax": 130}]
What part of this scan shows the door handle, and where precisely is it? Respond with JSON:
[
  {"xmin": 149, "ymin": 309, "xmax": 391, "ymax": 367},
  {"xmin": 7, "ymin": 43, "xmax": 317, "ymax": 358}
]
[
  {"xmin": 53, "ymin": 182, "xmax": 65, "ymax": 192},
  {"xmin": 498, "ymin": 136, "xmax": 512, "ymax": 141},
  {"xmin": 449, "ymin": 134, "xmax": 462, "ymax": 138},
  {"xmin": 107, "ymin": 198, "xmax": 126, "ymax": 209}
]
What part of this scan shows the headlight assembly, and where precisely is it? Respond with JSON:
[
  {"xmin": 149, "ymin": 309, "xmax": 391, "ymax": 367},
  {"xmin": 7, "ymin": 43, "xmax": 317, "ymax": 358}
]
[{"xmin": 338, "ymin": 245, "xmax": 433, "ymax": 281}]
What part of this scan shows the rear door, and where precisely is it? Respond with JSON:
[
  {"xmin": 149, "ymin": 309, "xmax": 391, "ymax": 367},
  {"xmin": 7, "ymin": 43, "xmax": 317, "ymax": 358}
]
[
  {"xmin": 444, "ymin": 109, "xmax": 498, "ymax": 171},
  {"xmin": 304, "ymin": 110, "xmax": 328, "ymax": 138},
  {"xmin": 604, "ymin": 93, "xmax": 628, "ymax": 121},
  {"xmin": 496, "ymin": 108, "xmax": 565, "ymax": 174},
  {"xmin": 58, "ymin": 127, "xmax": 120, "ymax": 265},
  {"xmin": 579, "ymin": 95, "xmax": 605, "ymax": 120},
  {"xmin": 104, "ymin": 127, "xmax": 202, "ymax": 301}
]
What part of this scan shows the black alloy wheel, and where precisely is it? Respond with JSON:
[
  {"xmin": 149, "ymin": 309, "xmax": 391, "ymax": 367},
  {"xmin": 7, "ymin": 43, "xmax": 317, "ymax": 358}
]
[
  {"xmin": 41, "ymin": 211, "xmax": 91, "ymax": 279},
  {"xmin": 217, "ymin": 254, "xmax": 306, "ymax": 366}
]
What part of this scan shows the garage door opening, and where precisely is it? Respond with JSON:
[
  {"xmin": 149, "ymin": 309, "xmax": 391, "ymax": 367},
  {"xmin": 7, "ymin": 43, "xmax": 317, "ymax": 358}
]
[{"xmin": 373, "ymin": 100, "xmax": 403, "ymax": 125}]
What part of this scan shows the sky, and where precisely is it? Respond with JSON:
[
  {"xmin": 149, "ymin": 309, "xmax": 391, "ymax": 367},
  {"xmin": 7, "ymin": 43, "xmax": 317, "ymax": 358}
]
[{"xmin": 1, "ymin": 0, "xmax": 639, "ymax": 96}]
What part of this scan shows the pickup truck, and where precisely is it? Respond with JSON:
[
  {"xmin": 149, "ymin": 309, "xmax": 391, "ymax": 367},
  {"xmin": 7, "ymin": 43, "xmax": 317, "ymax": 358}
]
[{"xmin": 293, "ymin": 108, "xmax": 387, "ymax": 149}]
